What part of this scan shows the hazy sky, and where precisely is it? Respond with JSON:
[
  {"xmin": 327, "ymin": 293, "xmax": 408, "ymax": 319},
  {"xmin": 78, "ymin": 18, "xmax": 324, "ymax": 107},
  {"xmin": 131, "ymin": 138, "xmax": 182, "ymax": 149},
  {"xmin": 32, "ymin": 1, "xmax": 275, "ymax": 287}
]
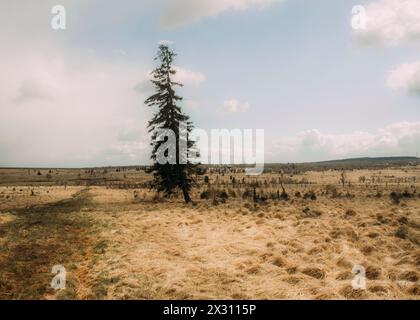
[{"xmin": 0, "ymin": 0, "xmax": 419, "ymax": 167}]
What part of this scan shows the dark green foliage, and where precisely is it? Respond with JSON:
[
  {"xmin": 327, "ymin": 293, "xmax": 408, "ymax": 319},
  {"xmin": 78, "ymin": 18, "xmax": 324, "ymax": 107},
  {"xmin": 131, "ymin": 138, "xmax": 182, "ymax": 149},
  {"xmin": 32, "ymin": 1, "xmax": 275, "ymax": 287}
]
[
  {"xmin": 279, "ymin": 190, "xmax": 289, "ymax": 201},
  {"xmin": 217, "ymin": 190, "xmax": 228, "ymax": 203},
  {"xmin": 303, "ymin": 191, "xmax": 317, "ymax": 200},
  {"xmin": 401, "ymin": 190, "xmax": 412, "ymax": 198},
  {"xmin": 200, "ymin": 189, "xmax": 211, "ymax": 200},
  {"xmin": 390, "ymin": 190, "xmax": 413, "ymax": 204},
  {"xmin": 390, "ymin": 191, "xmax": 401, "ymax": 204},
  {"xmin": 145, "ymin": 44, "xmax": 198, "ymax": 203}
]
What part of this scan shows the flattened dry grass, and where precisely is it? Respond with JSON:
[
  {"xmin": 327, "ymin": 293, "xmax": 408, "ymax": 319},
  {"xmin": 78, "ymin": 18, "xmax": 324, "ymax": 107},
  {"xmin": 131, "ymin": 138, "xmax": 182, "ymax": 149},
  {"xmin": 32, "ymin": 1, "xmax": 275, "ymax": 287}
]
[{"xmin": 77, "ymin": 187, "xmax": 419, "ymax": 300}]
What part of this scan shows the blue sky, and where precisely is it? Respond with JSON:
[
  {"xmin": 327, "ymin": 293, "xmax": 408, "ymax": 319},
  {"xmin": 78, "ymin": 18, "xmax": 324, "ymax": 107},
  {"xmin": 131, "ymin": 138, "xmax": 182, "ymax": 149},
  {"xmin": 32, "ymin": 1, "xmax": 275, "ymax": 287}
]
[{"xmin": 0, "ymin": 0, "xmax": 419, "ymax": 166}]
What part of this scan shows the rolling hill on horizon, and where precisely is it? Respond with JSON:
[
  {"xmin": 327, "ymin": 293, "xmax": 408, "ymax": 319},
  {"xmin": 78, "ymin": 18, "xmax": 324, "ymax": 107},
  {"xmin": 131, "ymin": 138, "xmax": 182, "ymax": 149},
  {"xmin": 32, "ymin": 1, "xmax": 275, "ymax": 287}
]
[{"xmin": 1, "ymin": 156, "xmax": 419, "ymax": 170}]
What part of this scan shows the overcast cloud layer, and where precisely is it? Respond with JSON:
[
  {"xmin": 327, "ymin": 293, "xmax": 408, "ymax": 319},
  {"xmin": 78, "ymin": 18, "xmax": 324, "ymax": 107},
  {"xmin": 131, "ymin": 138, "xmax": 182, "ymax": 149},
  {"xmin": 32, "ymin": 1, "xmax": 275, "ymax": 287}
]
[
  {"xmin": 387, "ymin": 61, "xmax": 420, "ymax": 96},
  {"xmin": 0, "ymin": 0, "xmax": 419, "ymax": 167},
  {"xmin": 353, "ymin": 0, "xmax": 420, "ymax": 47}
]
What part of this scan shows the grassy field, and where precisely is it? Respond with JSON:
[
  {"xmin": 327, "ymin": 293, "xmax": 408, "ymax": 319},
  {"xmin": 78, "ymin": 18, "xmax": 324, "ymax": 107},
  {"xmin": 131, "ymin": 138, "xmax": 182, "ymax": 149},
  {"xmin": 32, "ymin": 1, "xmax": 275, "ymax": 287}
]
[{"xmin": 0, "ymin": 165, "xmax": 419, "ymax": 299}]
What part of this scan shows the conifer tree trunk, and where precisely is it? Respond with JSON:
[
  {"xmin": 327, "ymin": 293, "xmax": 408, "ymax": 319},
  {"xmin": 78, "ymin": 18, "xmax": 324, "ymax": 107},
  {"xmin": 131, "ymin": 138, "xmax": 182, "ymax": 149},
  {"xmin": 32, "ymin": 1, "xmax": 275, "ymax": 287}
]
[{"xmin": 181, "ymin": 183, "xmax": 191, "ymax": 203}]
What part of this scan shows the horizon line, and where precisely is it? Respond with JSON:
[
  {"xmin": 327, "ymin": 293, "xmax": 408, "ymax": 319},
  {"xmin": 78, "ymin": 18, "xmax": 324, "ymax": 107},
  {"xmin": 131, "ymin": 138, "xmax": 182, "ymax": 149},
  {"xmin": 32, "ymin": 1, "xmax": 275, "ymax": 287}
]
[{"xmin": 0, "ymin": 156, "xmax": 418, "ymax": 170}]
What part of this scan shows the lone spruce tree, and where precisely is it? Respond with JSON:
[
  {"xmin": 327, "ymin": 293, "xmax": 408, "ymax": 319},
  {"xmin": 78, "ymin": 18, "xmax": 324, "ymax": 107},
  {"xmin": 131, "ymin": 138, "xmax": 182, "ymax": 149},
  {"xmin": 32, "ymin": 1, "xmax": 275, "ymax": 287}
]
[{"xmin": 145, "ymin": 44, "xmax": 197, "ymax": 203}]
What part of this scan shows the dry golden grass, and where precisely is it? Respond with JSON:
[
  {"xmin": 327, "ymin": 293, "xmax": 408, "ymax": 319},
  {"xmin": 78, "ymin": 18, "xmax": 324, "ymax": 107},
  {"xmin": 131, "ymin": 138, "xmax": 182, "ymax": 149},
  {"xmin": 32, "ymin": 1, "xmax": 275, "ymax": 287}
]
[{"xmin": 0, "ymin": 167, "xmax": 419, "ymax": 299}]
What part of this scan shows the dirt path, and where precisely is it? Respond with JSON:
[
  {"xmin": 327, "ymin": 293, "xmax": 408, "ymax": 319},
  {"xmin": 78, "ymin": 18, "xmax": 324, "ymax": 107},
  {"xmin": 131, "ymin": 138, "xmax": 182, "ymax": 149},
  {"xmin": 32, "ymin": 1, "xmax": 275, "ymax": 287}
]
[{"xmin": 0, "ymin": 188, "xmax": 97, "ymax": 299}]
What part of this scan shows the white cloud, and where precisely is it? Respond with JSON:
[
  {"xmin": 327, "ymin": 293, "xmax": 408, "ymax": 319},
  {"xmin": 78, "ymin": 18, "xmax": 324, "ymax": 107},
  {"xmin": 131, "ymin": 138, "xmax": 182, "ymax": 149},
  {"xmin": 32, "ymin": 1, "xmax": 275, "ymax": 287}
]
[
  {"xmin": 0, "ymin": 45, "xmax": 151, "ymax": 167},
  {"xmin": 222, "ymin": 99, "xmax": 249, "ymax": 113},
  {"xmin": 173, "ymin": 67, "xmax": 206, "ymax": 86},
  {"xmin": 161, "ymin": 0, "xmax": 283, "ymax": 27},
  {"xmin": 353, "ymin": 0, "xmax": 420, "ymax": 47},
  {"xmin": 158, "ymin": 39, "xmax": 175, "ymax": 46},
  {"xmin": 269, "ymin": 122, "xmax": 420, "ymax": 162},
  {"xmin": 387, "ymin": 61, "xmax": 420, "ymax": 96}
]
